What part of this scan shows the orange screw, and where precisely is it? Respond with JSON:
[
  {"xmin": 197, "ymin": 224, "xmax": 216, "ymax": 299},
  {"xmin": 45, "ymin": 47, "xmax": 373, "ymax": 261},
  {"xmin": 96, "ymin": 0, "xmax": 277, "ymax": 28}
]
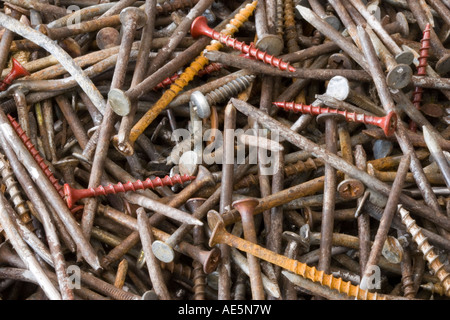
[{"xmin": 207, "ymin": 210, "xmax": 386, "ymax": 300}]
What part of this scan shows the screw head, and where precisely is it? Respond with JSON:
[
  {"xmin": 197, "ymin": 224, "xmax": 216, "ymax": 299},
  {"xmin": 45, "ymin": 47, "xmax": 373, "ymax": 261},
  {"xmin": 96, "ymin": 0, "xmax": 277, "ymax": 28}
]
[
  {"xmin": 190, "ymin": 16, "xmax": 209, "ymax": 39},
  {"xmin": 325, "ymin": 76, "xmax": 350, "ymax": 101},
  {"xmin": 202, "ymin": 247, "xmax": 221, "ymax": 274},
  {"xmin": 232, "ymin": 198, "xmax": 259, "ymax": 213},
  {"xmin": 382, "ymin": 111, "xmax": 398, "ymax": 137},
  {"xmin": 386, "ymin": 64, "xmax": 412, "ymax": 89},
  {"xmin": 337, "ymin": 179, "xmax": 365, "ymax": 200},
  {"xmin": 190, "ymin": 91, "xmax": 211, "ymax": 119},
  {"xmin": 151, "ymin": 240, "xmax": 175, "ymax": 263},
  {"xmin": 207, "ymin": 209, "xmax": 223, "ymax": 233},
  {"xmin": 108, "ymin": 88, "xmax": 131, "ymax": 116},
  {"xmin": 328, "ymin": 53, "xmax": 353, "ymax": 70}
]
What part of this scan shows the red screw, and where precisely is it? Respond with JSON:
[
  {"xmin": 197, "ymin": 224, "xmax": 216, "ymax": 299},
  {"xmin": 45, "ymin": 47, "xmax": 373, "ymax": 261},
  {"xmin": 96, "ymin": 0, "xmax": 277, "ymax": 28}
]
[
  {"xmin": 63, "ymin": 174, "xmax": 196, "ymax": 209},
  {"xmin": 190, "ymin": 16, "xmax": 295, "ymax": 72},
  {"xmin": 273, "ymin": 101, "xmax": 398, "ymax": 137},
  {"xmin": 410, "ymin": 23, "xmax": 431, "ymax": 132},
  {"xmin": 7, "ymin": 115, "xmax": 85, "ymax": 216},
  {"xmin": 0, "ymin": 58, "xmax": 30, "ymax": 91}
]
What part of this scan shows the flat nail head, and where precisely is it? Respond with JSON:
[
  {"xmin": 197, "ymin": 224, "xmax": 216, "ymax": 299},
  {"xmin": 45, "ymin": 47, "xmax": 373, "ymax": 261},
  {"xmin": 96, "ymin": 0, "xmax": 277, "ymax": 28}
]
[
  {"xmin": 386, "ymin": 64, "xmax": 413, "ymax": 89},
  {"xmin": 202, "ymin": 247, "xmax": 221, "ymax": 274},
  {"xmin": 108, "ymin": 88, "xmax": 131, "ymax": 116},
  {"xmin": 436, "ymin": 53, "xmax": 450, "ymax": 75},
  {"xmin": 151, "ymin": 240, "xmax": 175, "ymax": 263}
]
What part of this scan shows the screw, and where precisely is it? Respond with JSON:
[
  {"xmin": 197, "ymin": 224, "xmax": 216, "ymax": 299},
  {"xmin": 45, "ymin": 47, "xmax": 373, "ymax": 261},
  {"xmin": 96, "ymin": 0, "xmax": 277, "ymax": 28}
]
[
  {"xmin": 207, "ymin": 211, "xmax": 386, "ymax": 300},
  {"xmin": 407, "ymin": 0, "xmax": 450, "ymax": 74},
  {"xmin": 150, "ymin": 166, "xmax": 216, "ymax": 262},
  {"xmin": 273, "ymin": 101, "xmax": 397, "ymax": 137},
  {"xmin": 410, "ymin": 24, "xmax": 431, "ymax": 131},
  {"xmin": 185, "ymin": 198, "xmax": 207, "ymax": 300},
  {"xmin": 190, "ymin": 74, "xmax": 256, "ymax": 119},
  {"xmin": 231, "ymin": 98, "xmax": 450, "ymax": 231},
  {"xmin": 398, "ymin": 205, "xmax": 450, "ymax": 297},
  {"xmin": 63, "ymin": 174, "xmax": 194, "ymax": 209},
  {"xmin": 0, "ymin": 190, "xmax": 61, "ymax": 299},
  {"xmin": 108, "ymin": 1, "xmax": 258, "ymax": 156},
  {"xmin": 7, "ymin": 115, "xmax": 65, "ymax": 199},
  {"xmin": 232, "ymin": 198, "xmax": 265, "ymax": 300},
  {"xmin": 190, "ymin": 16, "xmax": 295, "ymax": 72},
  {"xmin": 0, "ymin": 58, "xmax": 30, "ymax": 91}
]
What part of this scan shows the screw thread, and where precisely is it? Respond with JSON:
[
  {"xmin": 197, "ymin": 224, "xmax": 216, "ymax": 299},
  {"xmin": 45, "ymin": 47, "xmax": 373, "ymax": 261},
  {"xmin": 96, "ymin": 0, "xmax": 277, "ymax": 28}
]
[
  {"xmin": 206, "ymin": 74, "xmax": 255, "ymax": 106},
  {"xmin": 209, "ymin": 31, "xmax": 294, "ymax": 72},
  {"xmin": 7, "ymin": 115, "xmax": 65, "ymax": 199},
  {"xmin": 192, "ymin": 260, "xmax": 206, "ymax": 300},
  {"xmin": 284, "ymin": 0, "xmax": 300, "ymax": 54},
  {"xmin": 421, "ymin": 282, "xmax": 447, "ymax": 296},
  {"xmin": 219, "ymin": 226, "xmax": 384, "ymax": 300},
  {"xmin": 276, "ymin": 0, "xmax": 284, "ymax": 37},
  {"xmin": 410, "ymin": 23, "xmax": 431, "ymax": 131},
  {"xmin": 398, "ymin": 206, "xmax": 450, "ymax": 297},
  {"xmin": 234, "ymin": 158, "xmax": 322, "ymax": 190},
  {"xmin": 273, "ymin": 101, "xmax": 397, "ymax": 136},
  {"xmin": 161, "ymin": 261, "xmax": 193, "ymax": 280},
  {"xmin": 0, "ymin": 152, "xmax": 33, "ymax": 230},
  {"xmin": 153, "ymin": 63, "xmax": 224, "ymax": 91},
  {"xmin": 401, "ymin": 274, "xmax": 416, "ymax": 298},
  {"xmin": 64, "ymin": 174, "xmax": 194, "ymax": 208},
  {"xmin": 129, "ymin": 1, "xmax": 257, "ymax": 144},
  {"xmin": 156, "ymin": 0, "xmax": 199, "ymax": 14}
]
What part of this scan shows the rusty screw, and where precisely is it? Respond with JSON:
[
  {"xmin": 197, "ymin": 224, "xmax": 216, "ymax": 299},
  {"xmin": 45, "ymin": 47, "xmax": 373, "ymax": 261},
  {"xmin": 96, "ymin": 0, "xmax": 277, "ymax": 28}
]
[
  {"xmin": 63, "ymin": 174, "xmax": 195, "ymax": 209},
  {"xmin": 190, "ymin": 16, "xmax": 295, "ymax": 72},
  {"xmin": 273, "ymin": 101, "xmax": 398, "ymax": 136}
]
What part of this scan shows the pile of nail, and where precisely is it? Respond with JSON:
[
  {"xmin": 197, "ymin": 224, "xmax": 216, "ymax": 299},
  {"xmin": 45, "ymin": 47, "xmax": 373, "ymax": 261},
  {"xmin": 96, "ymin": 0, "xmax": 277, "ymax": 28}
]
[{"xmin": 0, "ymin": 0, "xmax": 449, "ymax": 301}]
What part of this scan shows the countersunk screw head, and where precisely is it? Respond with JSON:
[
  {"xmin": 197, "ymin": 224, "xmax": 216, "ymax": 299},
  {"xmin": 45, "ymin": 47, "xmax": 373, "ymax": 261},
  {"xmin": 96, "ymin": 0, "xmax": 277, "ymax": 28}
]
[{"xmin": 337, "ymin": 179, "xmax": 365, "ymax": 200}]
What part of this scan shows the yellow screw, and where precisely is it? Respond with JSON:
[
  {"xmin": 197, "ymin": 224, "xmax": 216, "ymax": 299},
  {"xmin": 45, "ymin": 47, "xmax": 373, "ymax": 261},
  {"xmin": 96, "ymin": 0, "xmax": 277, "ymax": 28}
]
[
  {"xmin": 114, "ymin": 1, "xmax": 258, "ymax": 156},
  {"xmin": 207, "ymin": 210, "xmax": 386, "ymax": 300}
]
